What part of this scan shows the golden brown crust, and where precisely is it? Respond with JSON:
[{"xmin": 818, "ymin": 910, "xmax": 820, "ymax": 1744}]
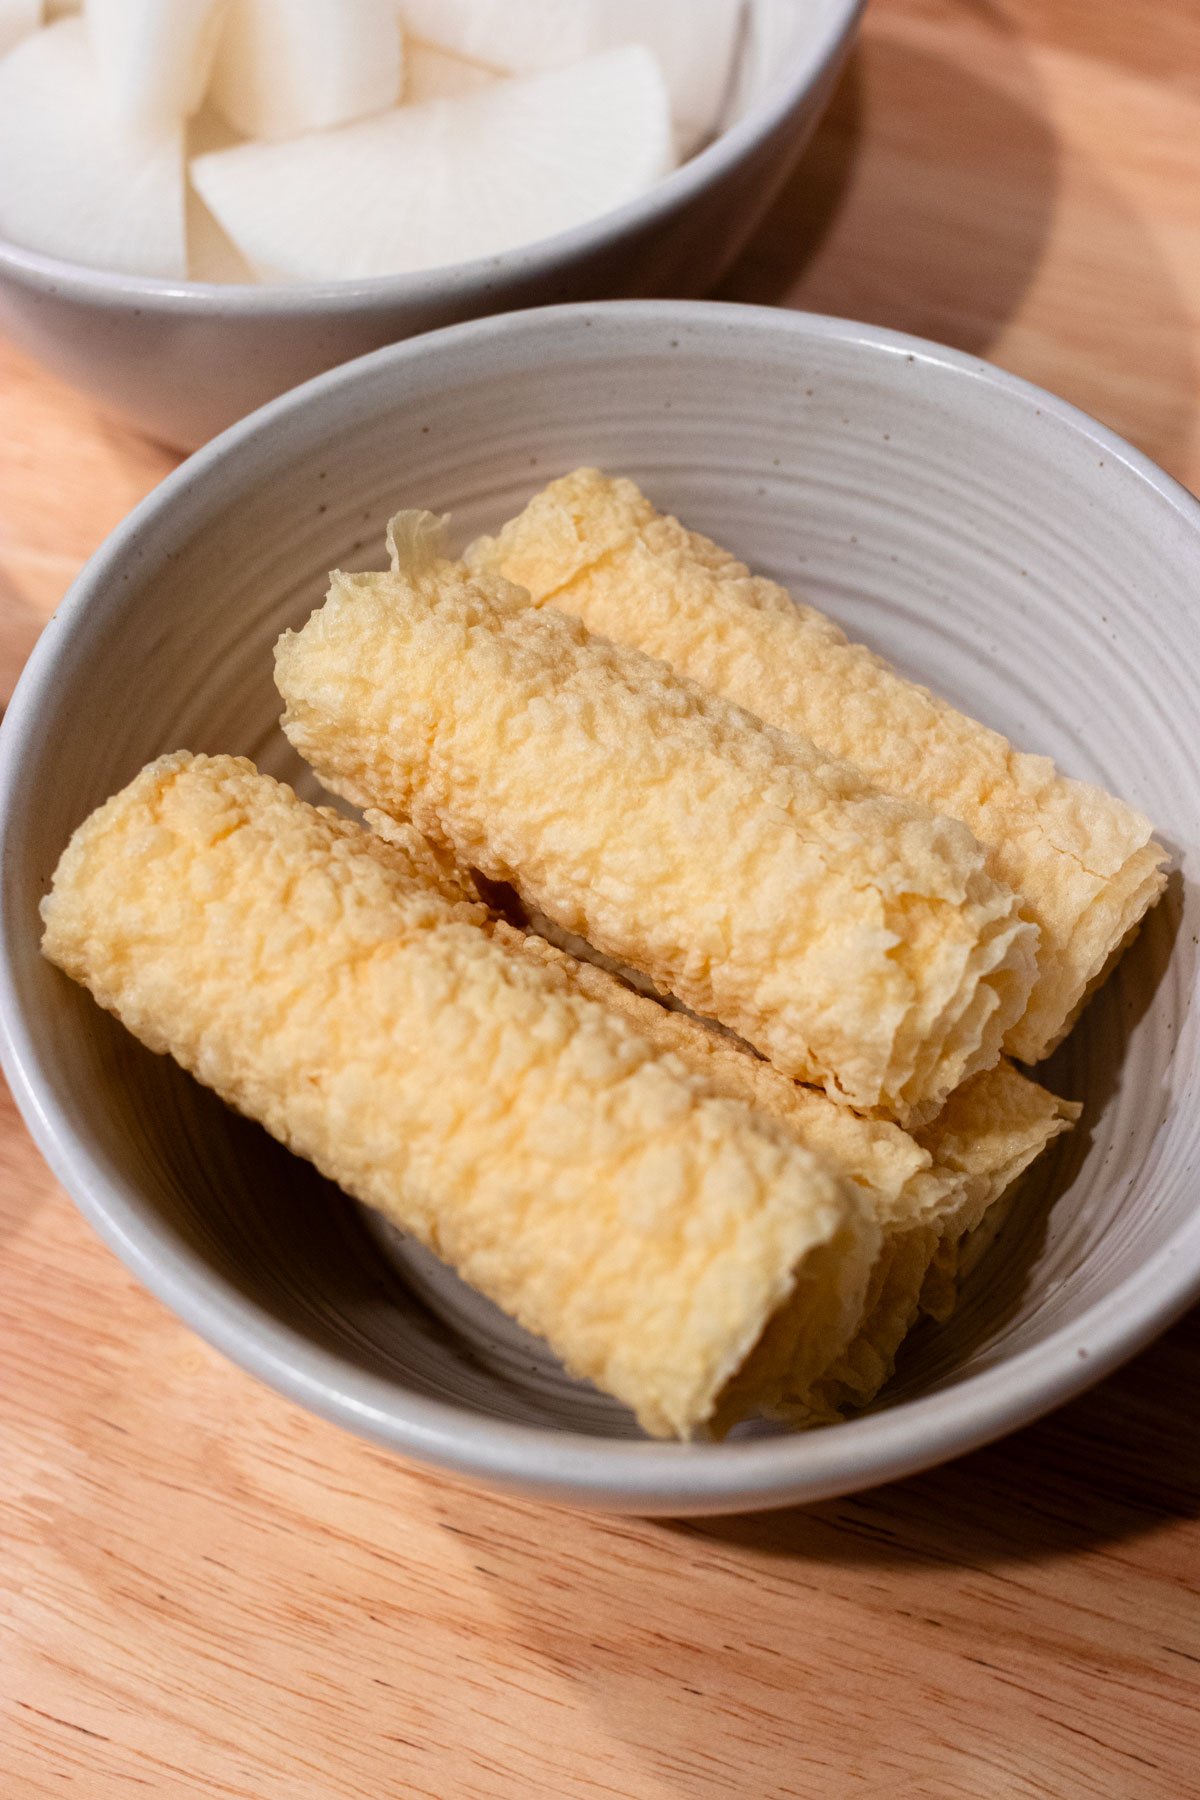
[
  {"xmin": 495, "ymin": 921, "xmax": 1078, "ymax": 1417},
  {"xmin": 40, "ymin": 751, "xmax": 878, "ymax": 1440},
  {"xmin": 469, "ymin": 467, "xmax": 1168, "ymax": 1063},
  {"xmin": 276, "ymin": 519, "xmax": 1036, "ymax": 1121}
]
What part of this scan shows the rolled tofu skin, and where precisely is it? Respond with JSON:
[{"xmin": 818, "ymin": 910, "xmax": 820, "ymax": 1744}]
[
  {"xmin": 40, "ymin": 751, "xmax": 878, "ymax": 1440},
  {"xmin": 275, "ymin": 517, "xmax": 1038, "ymax": 1123},
  {"xmin": 467, "ymin": 468, "xmax": 1169, "ymax": 1064},
  {"xmin": 499, "ymin": 924, "xmax": 1077, "ymax": 1418}
]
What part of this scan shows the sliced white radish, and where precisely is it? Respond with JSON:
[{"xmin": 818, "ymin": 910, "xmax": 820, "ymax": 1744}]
[
  {"xmin": 403, "ymin": 39, "xmax": 500, "ymax": 105},
  {"xmin": 210, "ymin": 0, "xmax": 402, "ymax": 143},
  {"xmin": 0, "ymin": 0, "xmax": 41, "ymax": 61},
  {"xmin": 395, "ymin": 1, "xmax": 587, "ymax": 76},
  {"xmin": 396, "ymin": 0, "xmax": 742, "ymax": 152},
  {"xmin": 0, "ymin": 19, "xmax": 185, "ymax": 276},
  {"xmin": 192, "ymin": 44, "xmax": 673, "ymax": 283},
  {"xmin": 590, "ymin": 1, "xmax": 745, "ymax": 158},
  {"xmin": 83, "ymin": 0, "xmax": 228, "ymax": 135}
]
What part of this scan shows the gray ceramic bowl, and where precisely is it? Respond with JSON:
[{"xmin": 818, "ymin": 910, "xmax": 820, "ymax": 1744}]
[
  {"xmin": 0, "ymin": 0, "xmax": 861, "ymax": 450},
  {"xmin": 2, "ymin": 299, "xmax": 1198, "ymax": 1515}
]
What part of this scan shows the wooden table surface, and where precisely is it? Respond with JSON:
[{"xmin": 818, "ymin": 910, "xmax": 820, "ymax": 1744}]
[{"xmin": 3, "ymin": 3, "xmax": 1199, "ymax": 1794}]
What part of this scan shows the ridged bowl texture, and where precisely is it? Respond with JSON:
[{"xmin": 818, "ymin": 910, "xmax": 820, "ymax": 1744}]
[{"xmin": 1, "ymin": 300, "xmax": 1197, "ymax": 1513}]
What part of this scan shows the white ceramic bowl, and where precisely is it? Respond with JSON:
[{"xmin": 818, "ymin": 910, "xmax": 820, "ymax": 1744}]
[
  {"xmin": 0, "ymin": 1, "xmax": 861, "ymax": 451},
  {"xmin": 2, "ymin": 299, "xmax": 1198, "ymax": 1515}
]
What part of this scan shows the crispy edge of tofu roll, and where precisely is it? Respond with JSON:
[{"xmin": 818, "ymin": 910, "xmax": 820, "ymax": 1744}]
[
  {"xmin": 39, "ymin": 751, "xmax": 879, "ymax": 1441},
  {"xmin": 360, "ymin": 831, "xmax": 1076, "ymax": 1424},
  {"xmin": 476, "ymin": 916, "xmax": 1077, "ymax": 1421},
  {"xmin": 275, "ymin": 517, "xmax": 1037, "ymax": 1124},
  {"xmin": 466, "ymin": 468, "xmax": 1169, "ymax": 1065},
  {"xmin": 799, "ymin": 1065, "xmax": 1080, "ymax": 1419}
]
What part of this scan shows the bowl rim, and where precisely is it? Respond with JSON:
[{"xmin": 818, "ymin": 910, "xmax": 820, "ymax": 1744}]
[
  {"xmin": 0, "ymin": 0, "xmax": 865, "ymax": 313},
  {"xmin": 3, "ymin": 296, "xmax": 1199, "ymax": 1513}
]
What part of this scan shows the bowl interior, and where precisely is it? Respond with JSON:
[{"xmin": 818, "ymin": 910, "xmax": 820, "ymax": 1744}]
[
  {"xmin": 0, "ymin": 0, "xmax": 853, "ymax": 287},
  {"xmin": 727, "ymin": 0, "xmax": 852, "ymax": 128},
  {"xmin": 3, "ymin": 302, "xmax": 1198, "ymax": 1503}
]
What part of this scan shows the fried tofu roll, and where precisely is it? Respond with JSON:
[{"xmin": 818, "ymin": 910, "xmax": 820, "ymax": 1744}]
[
  {"xmin": 467, "ymin": 468, "xmax": 1169, "ymax": 1064},
  {"xmin": 275, "ymin": 516, "xmax": 1037, "ymax": 1123},
  {"xmin": 40, "ymin": 752, "xmax": 880, "ymax": 1441},
  {"xmin": 803, "ymin": 1062, "xmax": 1078, "ymax": 1418},
  {"xmin": 475, "ymin": 919, "xmax": 1077, "ymax": 1419},
  {"xmin": 369, "ymin": 812, "xmax": 1076, "ymax": 1417}
]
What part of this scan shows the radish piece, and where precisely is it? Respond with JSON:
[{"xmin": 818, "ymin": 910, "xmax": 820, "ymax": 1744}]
[
  {"xmin": 592, "ymin": 1, "xmax": 745, "ymax": 157},
  {"xmin": 210, "ymin": 0, "xmax": 402, "ymax": 143},
  {"xmin": 396, "ymin": 1, "xmax": 587, "ymax": 75},
  {"xmin": 396, "ymin": 0, "xmax": 742, "ymax": 151},
  {"xmin": 0, "ymin": 0, "xmax": 41, "ymax": 61},
  {"xmin": 84, "ymin": 0, "xmax": 229, "ymax": 135},
  {"xmin": 403, "ymin": 40, "xmax": 500, "ymax": 104},
  {"xmin": 192, "ymin": 44, "xmax": 673, "ymax": 282},
  {"xmin": 0, "ymin": 19, "xmax": 185, "ymax": 276}
]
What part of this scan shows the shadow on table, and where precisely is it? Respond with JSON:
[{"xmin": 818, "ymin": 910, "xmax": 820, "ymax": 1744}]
[
  {"xmin": 714, "ymin": 22, "xmax": 1061, "ymax": 353},
  {"xmin": 0, "ymin": 1071, "xmax": 64, "ymax": 1244},
  {"xmin": 421, "ymin": 1308, "xmax": 1198, "ymax": 1796},
  {"xmin": 673, "ymin": 1299, "xmax": 1200, "ymax": 1570},
  {"xmin": 0, "ymin": 562, "xmax": 52, "ymax": 711},
  {"xmin": 715, "ymin": 10, "xmax": 1199, "ymax": 486}
]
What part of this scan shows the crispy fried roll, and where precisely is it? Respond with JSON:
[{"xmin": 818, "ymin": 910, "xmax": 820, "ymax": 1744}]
[
  {"xmin": 468, "ymin": 468, "xmax": 1168, "ymax": 1063},
  {"xmin": 276, "ymin": 516, "xmax": 1037, "ymax": 1122},
  {"xmin": 40, "ymin": 752, "xmax": 879, "ymax": 1441},
  {"xmin": 484, "ymin": 919, "xmax": 1077, "ymax": 1417}
]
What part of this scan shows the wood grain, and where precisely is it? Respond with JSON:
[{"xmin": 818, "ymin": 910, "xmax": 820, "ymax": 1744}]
[{"xmin": 2, "ymin": 2, "xmax": 1198, "ymax": 1794}]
